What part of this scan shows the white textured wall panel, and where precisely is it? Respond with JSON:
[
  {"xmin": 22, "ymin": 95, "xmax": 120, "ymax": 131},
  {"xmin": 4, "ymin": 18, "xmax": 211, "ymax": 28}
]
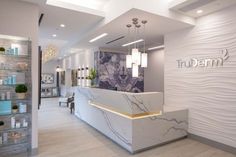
[{"xmin": 165, "ymin": 5, "xmax": 236, "ymax": 148}]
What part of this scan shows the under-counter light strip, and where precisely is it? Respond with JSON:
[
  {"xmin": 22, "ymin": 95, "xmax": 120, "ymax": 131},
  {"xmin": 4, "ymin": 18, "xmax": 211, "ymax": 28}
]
[
  {"xmin": 122, "ymin": 39, "xmax": 144, "ymax": 47},
  {"xmin": 89, "ymin": 101, "xmax": 162, "ymax": 120},
  {"xmin": 89, "ymin": 33, "xmax": 108, "ymax": 43},
  {"xmin": 148, "ymin": 45, "xmax": 164, "ymax": 50}
]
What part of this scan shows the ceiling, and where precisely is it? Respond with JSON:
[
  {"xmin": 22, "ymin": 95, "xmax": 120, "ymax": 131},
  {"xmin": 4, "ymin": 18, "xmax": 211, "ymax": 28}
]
[
  {"xmin": 21, "ymin": 0, "xmax": 108, "ymax": 52},
  {"xmin": 69, "ymin": 8, "xmax": 193, "ymax": 54},
  {"xmin": 170, "ymin": 0, "xmax": 236, "ymax": 18},
  {"xmin": 21, "ymin": 0, "xmax": 236, "ymax": 60}
]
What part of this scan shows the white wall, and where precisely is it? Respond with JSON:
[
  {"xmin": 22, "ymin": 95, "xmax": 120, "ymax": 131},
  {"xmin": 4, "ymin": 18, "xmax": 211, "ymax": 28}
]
[
  {"xmin": 0, "ymin": 0, "xmax": 39, "ymax": 149},
  {"xmin": 60, "ymin": 49, "xmax": 95, "ymax": 95},
  {"xmin": 165, "ymin": 6, "xmax": 236, "ymax": 148},
  {"xmin": 144, "ymin": 49, "xmax": 164, "ymax": 92},
  {"xmin": 42, "ymin": 60, "xmax": 59, "ymax": 88}
]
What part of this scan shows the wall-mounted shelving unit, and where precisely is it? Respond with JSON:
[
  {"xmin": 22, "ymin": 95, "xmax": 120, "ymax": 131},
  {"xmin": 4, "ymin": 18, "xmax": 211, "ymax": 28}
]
[{"xmin": 0, "ymin": 35, "xmax": 32, "ymax": 156}]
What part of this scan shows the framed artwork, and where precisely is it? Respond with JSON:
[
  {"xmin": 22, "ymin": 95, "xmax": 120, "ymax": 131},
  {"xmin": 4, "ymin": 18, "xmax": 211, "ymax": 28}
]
[
  {"xmin": 71, "ymin": 69, "xmax": 77, "ymax": 87},
  {"xmin": 61, "ymin": 71, "xmax": 65, "ymax": 85},
  {"xmin": 41, "ymin": 73, "xmax": 54, "ymax": 84}
]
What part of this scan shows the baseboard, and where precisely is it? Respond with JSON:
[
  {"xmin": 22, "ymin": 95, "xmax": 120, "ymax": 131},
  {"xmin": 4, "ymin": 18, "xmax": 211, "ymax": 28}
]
[{"xmin": 188, "ymin": 133, "xmax": 236, "ymax": 155}]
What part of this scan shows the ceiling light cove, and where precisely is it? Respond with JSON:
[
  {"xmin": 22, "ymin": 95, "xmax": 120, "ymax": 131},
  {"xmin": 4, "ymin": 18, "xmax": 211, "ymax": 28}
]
[
  {"xmin": 148, "ymin": 45, "xmax": 164, "ymax": 50},
  {"xmin": 89, "ymin": 33, "xmax": 108, "ymax": 43},
  {"xmin": 46, "ymin": 0, "xmax": 108, "ymax": 11},
  {"xmin": 122, "ymin": 39, "xmax": 144, "ymax": 47}
]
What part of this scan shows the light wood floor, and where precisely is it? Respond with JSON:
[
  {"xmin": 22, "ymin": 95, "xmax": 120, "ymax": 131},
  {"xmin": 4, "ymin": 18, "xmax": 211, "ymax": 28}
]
[{"xmin": 14, "ymin": 98, "xmax": 236, "ymax": 157}]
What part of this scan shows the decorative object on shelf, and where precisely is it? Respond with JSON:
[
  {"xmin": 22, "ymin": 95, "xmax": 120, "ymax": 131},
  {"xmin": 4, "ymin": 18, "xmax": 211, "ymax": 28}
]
[
  {"xmin": 15, "ymin": 84, "xmax": 27, "ymax": 99},
  {"xmin": 12, "ymin": 104, "xmax": 18, "ymax": 113},
  {"xmin": 88, "ymin": 68, "xmax": 97, "ymax": 86},
  {"xmin": 41, "ymin": 73, "xmax": 54, "ymax": 84},
  {"xmin": 0, "ymin": 47, "xmax": 5, "ymax": 54},
  {"xmin": 17, "ymin": 62, "xmax": 28, "ymax": 70},
  {"xmin": 0, "ymin": 121, "xmax": 4, "ymax": 126},
  {"xmin": 125, "ymin": 18, "xmax": 148, "ymax": 77},
  {"xmin": 19, "ymin": 103, "xmax": 27, "ymax": 113}
]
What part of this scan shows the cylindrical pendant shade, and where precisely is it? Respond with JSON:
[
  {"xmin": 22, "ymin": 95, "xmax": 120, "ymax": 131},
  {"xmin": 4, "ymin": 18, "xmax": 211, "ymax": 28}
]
[
  {"xmin": 141, "ymin": 53, "xmax": 148, "ymax": 68},
  {"xmin": 132, "ymin": 63, "xmax": 139, "ymax": 77},
  {"xmin": 126, "ymin": 55, "xmax": 132, "ymax": 68},
  {"xmin": 132, "ymin": 48, "xmax": 141, "ymax": 65}
]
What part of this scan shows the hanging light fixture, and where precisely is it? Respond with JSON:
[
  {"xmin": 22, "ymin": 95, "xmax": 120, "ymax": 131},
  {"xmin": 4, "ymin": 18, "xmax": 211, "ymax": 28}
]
[
  {"xmin": 124, "ymin": 18, "xmax": 148, "ymax": 77},
  {"xmin": 141, "ymin": 20, "xmax": 148, "ymax": 68},
  {"xmin": 126, "ymin": 24, "xmax": 132, "ymax": 68},
  {"xmin": 132, "ymin": 63, "xmax": 139, "ymax": 77}
]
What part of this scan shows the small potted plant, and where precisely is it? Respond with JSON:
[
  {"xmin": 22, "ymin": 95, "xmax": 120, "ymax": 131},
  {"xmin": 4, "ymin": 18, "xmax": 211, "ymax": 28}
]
[
  {"xmin": 12, "ymin": 104, "xmax": 18, "ymax": 113},
  {"xmin": 0, "ymin": 47, "xmax": 5, "ymax": 54},
  {"xmin": 88, "ymin": 68, "xmax": 97, "ymax": 86},
  {"xmin": 15, "ymin": 84, "xmax": 28, "ymax": 99}
]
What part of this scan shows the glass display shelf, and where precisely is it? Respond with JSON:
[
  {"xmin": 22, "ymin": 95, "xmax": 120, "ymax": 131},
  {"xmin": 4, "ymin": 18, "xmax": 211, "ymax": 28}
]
[
  {"xmin": 0, "ymin": 127, "xmax": 28, "ymax": 133},
  {"xmin": 0, "ymin": 139, "xmax": 28, "ymax": 148},
  {"xmin": 0, "ymin": 54, "xmax": 29, "ymax": 58},
  {"xmin": 0, "ymin": 98, "xmax": 29, "ymax": 101},
  {"xmin": 0, "ymin": 112, "xmax": 29, "ymax": 117},
  {"xmin": 0, "ymin": 68, "xmax": 28, "ymax": 72}
]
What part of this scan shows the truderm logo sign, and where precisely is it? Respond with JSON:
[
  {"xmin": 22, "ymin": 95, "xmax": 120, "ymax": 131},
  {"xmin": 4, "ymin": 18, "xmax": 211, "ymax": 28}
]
[{"xmin": 177, "ymin": 49, "xmax": 229, "ymax": 68}]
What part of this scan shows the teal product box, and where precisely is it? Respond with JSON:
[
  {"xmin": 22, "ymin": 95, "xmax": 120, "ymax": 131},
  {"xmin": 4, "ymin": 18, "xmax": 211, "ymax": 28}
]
[
  {"xmin": 14, "ymin": 48, "xmax": 18, "ymax": 55},
  {"xmin": 7, "ymin": 76, "xmax": 12, "ymax": 85},
  {"xmin": 0, "ymin": 101, "xmax": 12, "ymax": 115},
  {"xmin": 12, "ymin": 75, "xmax": 16, "ymax": 84}
]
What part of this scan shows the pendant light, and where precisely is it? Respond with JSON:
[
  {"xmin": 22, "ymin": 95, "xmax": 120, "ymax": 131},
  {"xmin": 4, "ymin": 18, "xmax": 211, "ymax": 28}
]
[
  {"xmin": 124, "ymin": 18, "xmax": 148, "ymax": 77},
  {"xmin": 132, "ymin": 63, "xmax": 139, "ymax": 77},
  {"xmin": 141, "ymin": 20, "xmax": 148, "ymax": 68},
  {"xmin": 126, "ymin": 24, "xmax": 132, "ymax": 68}
]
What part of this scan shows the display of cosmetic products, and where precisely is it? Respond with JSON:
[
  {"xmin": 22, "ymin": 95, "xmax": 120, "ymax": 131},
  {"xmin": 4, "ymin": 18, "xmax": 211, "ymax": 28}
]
[
  {"xmin": 11, "ymin": 117, "xmax": 28, "ymax": 129},
  {"xmin": 18, "ymin": 102, "xmax": 27, "ymax": 113},
  {"xmin": 0, "ymin": 75, "xmax": 16, "ymax": 85},
  {"xmin": 0, "ymin": 47, "xmax": 19, "ymax": 56},
  {"xmin": 0, "ymin": 91, "xmax": 11, "ymax": 100}
]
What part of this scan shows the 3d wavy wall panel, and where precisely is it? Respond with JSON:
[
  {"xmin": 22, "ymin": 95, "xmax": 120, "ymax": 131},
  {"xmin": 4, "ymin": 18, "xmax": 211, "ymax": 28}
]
[{"xmin": 164, "ymin": 5, "xmax": 236, "ymax": 148}]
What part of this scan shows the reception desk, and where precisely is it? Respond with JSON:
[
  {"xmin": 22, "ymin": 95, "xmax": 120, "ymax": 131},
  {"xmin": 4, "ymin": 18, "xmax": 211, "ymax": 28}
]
[{"xmin": 74, "ymin": 87, "xmax": 188, "ymax": 153}]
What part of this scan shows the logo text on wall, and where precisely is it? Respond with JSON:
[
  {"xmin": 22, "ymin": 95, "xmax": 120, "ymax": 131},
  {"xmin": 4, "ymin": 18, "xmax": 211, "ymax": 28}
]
[{"xmin": 177, "ymin": 49, "xmax": 229, "ymax": 68}]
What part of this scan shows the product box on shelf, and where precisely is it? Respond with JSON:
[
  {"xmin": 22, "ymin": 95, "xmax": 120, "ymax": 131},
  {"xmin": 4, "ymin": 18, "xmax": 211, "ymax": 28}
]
[{"xmin": 0, "ymin": 101, "xmax": 11, "ymax": 115}]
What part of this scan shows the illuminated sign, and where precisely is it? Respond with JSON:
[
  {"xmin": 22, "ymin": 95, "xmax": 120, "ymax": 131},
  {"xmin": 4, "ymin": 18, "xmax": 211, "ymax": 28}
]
[{"xmin": 177, "ymin": 49, "xmax": 229, "ymax": 68}]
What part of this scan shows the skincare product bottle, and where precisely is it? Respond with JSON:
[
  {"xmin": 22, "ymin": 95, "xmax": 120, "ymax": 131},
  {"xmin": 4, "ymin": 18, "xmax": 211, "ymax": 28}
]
[
  {"xmin": 15, "ymin": 122, "xmax": 21, "ymax": 128},
  {"xmin": 6, "ymin": 91, "xmax": 11, "ymax": 99},
  {"xmin": 0, "ymin": 134, "xmax": 2, "ymax": 145},
  {"xmin": 3, "ymin": 133, "xmax": 8, "ymax": 143},
  {"xmin": 19, "ymin": 103, "xmax": 27, "ymax": 113},
  {"xmin": 11, "ymin": 117, "xmax": 15, "ymax": 128},
  {"xmin": 1, "ymin": 93, "xmax": 5, "ymax": 100},
  {"xmin": 22, "ymin": 119, "xmax": 28, "ymax": 127}
]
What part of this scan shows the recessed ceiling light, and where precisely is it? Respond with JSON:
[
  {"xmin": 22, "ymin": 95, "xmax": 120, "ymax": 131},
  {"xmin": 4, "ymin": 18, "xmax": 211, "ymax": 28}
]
[
  {"xmin": 122, "ymin": 39, "xmax": 144, "ymax": 47},
  {"xmin": 197, "ymin": 10, "xmax": 203, "ymax": 14},
  {"xmin": 52, "ymin": 34, "xmax": 57, "ymax": 37},
  {"xmin": 148, "ymin": 45, "xmax": 165, "ymax": 50},
  {"xmin": 89, "ymin": 33, "xmax": 108, "ymax": 43},
  {"xmin": 60, "ymin": 24, "xmax": 65, "ymax": 28}
]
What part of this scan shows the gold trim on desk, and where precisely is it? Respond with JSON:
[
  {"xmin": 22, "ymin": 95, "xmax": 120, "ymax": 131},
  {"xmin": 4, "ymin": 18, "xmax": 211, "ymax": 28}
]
[{"xmin": 89, "ymin": 101, "xmax": 162, "ymax": 120}]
